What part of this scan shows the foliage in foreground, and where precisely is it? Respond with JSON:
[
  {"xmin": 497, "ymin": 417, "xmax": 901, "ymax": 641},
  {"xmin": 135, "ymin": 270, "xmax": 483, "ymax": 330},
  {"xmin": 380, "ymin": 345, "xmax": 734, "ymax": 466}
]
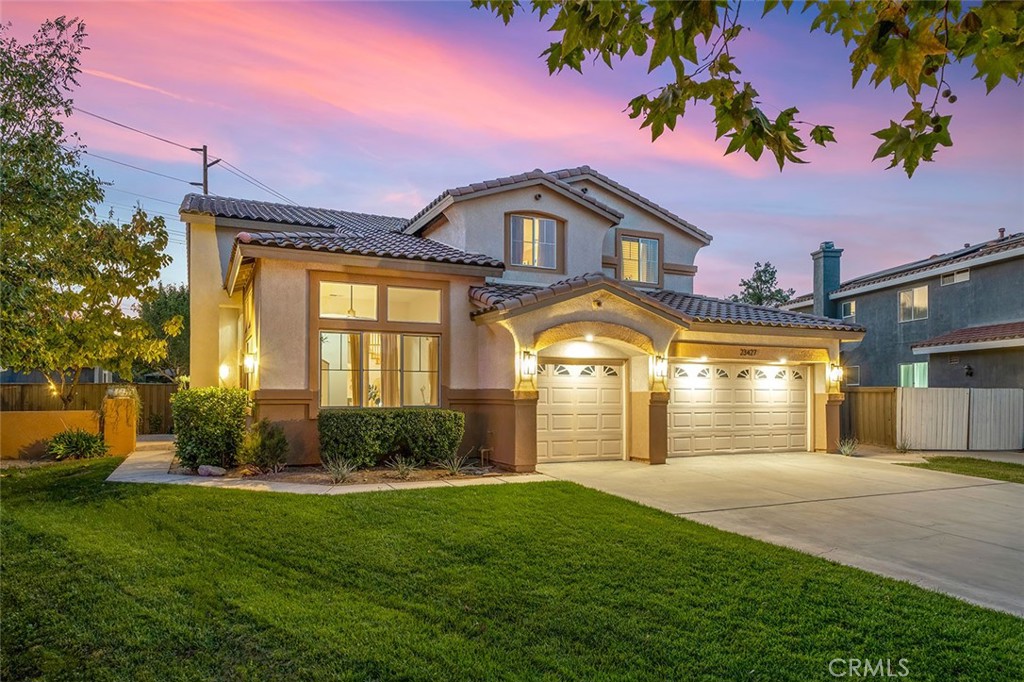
[
  {"xmin": 46, "ymin": 428, "xmax": 109, "ymax": 461},
  {"xmin": 1, "ymin": 459, "xmax": 1020, "ymax": 681},
  {"xmin": 473, "ymin": 1, "xmax": 1024, "ymax": 176},
  {"xmin": 237, "ymin": 418, "xmax": 289, "ymax": 473},
  {"xmin": 0, "ymin": 18, "xmax": 181, "ymax": 408},
  {"xmin": 318, "ymin": 409, "xmax": 465, "ymax": 468},
  {"xmin": 170, "ymin": 387, "xmax": 250, "ymax": 469}
]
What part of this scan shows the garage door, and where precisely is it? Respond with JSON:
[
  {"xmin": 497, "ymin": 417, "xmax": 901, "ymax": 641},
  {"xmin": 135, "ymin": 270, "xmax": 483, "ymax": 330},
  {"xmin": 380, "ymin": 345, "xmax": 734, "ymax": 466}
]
[
  {"xmin": 669, "ymin": 364, "xmax": 807, "ymax": 456},
  {"xmin": 537, "ymin": 362, "xmax": 624, "ymax": 462}
]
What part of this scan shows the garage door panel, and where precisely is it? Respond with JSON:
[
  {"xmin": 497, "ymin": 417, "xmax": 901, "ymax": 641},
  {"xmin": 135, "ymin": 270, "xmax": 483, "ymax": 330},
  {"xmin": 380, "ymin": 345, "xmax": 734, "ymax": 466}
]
[
  {"xmin": 537, "ymin": 363, "xmax": 624, "ymax": 462},
  {"xmin": 669, "ymin": 363, "xmax": 808, "ymax": 456}
]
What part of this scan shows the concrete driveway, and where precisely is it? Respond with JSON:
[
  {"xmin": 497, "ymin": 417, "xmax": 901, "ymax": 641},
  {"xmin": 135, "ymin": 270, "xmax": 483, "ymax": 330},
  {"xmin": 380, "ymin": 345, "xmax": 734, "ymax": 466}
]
[{"xmin": 539, "ymin": 453, "xmax": 1024, "ymax": 615}]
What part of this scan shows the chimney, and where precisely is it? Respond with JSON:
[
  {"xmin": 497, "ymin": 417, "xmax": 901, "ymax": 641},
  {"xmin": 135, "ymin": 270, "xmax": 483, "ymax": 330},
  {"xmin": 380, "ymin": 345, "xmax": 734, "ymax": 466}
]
[
  {"xmin": 812, "ymin": 241, "xmax": 843, "ymax": 319},
  {"xmin": 998, "ymin": 227, "xmax": 1006, "ymax": 239}
]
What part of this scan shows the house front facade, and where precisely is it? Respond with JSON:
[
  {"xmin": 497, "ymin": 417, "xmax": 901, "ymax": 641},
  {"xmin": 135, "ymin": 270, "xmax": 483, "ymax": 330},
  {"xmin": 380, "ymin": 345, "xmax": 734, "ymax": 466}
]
[
  {"xmin": 182, "ymin": 166, "xmax": 863, "ymax": 470},
  {"xmin": 784, "ymin": 232, "xmax": 1024, "ymax": 389}
]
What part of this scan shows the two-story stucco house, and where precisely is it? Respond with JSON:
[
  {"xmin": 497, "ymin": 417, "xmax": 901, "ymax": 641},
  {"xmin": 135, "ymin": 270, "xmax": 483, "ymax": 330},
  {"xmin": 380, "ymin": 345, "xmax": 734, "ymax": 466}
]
[
  {"xmin": 181, "ymin": 166, "xmax": 863, "ymax": 470},
  {"xmin": 784, "ymin": 231, "xmax": 1024, "ymax": 389}
]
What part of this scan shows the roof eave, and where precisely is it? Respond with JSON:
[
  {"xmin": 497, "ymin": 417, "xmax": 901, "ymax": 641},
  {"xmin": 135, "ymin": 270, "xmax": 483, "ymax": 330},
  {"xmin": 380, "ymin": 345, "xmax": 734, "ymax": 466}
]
[{"xmin": 912, "ymin": 337, "xmax": 1024, "ymax": 354}]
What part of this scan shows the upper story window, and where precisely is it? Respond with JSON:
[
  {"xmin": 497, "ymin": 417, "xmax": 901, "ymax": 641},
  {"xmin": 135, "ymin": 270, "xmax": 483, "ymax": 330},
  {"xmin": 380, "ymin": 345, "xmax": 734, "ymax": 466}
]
[
  {"xmin": 940, "ymin": 269, "xmax": 970, "ymax": 286},
  {"xmin": 508, "ymin": 214, "xmax": 558, "ymax": 270},
  {"xmin": 619, "ymin": 231, "xmax": 661, "ymax": 286},
  {"xmin": 898, "ymin": 285, "xmax": 928, "ymax": 322},
  {"xmin": 320, "ymin": 282, "xmax": 377, "ymax": 320},
  {"xmin": 841, "ymin": 300, "xmax": 856, "ymax": 322}
]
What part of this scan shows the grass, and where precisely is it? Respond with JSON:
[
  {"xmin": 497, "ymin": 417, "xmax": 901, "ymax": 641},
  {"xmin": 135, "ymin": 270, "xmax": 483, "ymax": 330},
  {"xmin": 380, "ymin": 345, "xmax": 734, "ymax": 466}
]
[
  {"xmin": 2, "ymin": 460, "xmax": 1021, "ymax": 681},
  {"xmin": 900, "ymin": 456, "xmax": 1024, "ymax": 484}
]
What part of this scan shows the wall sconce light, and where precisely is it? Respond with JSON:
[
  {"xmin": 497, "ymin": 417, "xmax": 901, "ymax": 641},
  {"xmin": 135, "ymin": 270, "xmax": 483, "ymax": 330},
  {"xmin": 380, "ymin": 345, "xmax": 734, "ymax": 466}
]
[
  {"xmin": 243, "ymin": 354, "xmax": 257, "ymax": 374},
  {"xmin": 964, "ymin": 364, "xmax": 974, "ymax": 377},
  {"xmin": 653, "ymin": 355, "xmax": 668, "ymax": 379},
  {"xmin": 218, "ymin": 363, "xmax": 230, "ymax": 381},
  {"xmin": 520, "ymin": 351, "xmax": 537, "ymax": 378},
  {"xmin": 584, "ymin": 333, "xmax": 595, "ymax": 342},
  {"xmin": 828, "ymin": 363, "xmax": 844, "ymax": 383}
]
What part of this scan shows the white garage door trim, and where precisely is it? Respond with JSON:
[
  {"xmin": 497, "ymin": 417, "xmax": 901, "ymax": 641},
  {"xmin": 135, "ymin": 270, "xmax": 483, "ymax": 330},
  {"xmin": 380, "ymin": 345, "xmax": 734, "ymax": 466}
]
[
  {"xmin": 668, "ymin": 363, "xmax": 808, "ymax": 456},
  {"xmin": 537, "ymin": 361, "xmax": 625, "ymax": 462}
]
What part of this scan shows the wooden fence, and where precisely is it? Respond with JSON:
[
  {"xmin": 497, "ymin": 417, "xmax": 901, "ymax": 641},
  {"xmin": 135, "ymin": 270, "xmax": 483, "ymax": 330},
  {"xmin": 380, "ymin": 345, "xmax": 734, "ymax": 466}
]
[
  {"xmin": 841, "ymin": 387, "xmax": 897, "ymax": 447},
  {"xmin": 0, "ymin": 383, "xmax": 177, "ymax": 435},
  {"xmin": 843, "ymin": 386, "xmax": 1024, "ymax": 451}
]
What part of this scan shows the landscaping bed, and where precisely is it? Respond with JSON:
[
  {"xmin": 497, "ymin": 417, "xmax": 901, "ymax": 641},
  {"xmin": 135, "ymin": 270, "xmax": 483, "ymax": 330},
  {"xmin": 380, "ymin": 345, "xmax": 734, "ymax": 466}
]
[{"xmin": 168, "ymin": 458, "xmax": 516, "ymax": 485}]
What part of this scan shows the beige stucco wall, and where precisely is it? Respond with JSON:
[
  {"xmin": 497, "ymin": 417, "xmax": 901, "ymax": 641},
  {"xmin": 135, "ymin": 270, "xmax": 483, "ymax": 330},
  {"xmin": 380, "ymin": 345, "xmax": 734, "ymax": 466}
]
[
  {"xmin": 430, "ymin": 186, "xmax": 616, "ymax": 287},
  {"xmin": 567, "ymin": 178, "xmax": 706, "ymax": 293},
  {"xmin": 255, "ymin": 259, "xmax": 309, "ymax": 390},
  {"xmin": 187, "ymin": 218, "xmax": 242, "ymax": 388}
]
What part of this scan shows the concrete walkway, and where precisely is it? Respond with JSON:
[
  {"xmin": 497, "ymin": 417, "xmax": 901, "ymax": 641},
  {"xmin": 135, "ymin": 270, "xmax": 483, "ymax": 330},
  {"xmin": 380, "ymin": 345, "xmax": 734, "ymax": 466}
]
[
  {"xmin": 106, "ymin": 439, "xmax": 556, "ymax": 494},
  {"xmin": 540, "ymin": 453, "xmax": 1024, "ymax": 616}
]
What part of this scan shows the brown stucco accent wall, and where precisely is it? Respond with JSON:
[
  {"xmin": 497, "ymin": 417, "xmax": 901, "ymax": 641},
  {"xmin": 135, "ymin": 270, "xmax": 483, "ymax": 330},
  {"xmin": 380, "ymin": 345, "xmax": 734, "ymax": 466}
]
[{"xmin": 448, "ymin": 388, "xmax": 538, "ymax": 472}]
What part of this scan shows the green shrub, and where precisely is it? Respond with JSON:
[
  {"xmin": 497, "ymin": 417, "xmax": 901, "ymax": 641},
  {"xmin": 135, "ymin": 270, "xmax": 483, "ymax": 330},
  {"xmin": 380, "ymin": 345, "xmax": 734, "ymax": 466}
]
[
  {"xmin": 837, "ymin": 437, "xmax": 859, "ymax": 456},
  {"xmin": 148, "ymin": 413, "xmax": 164, "ymax": 434},
  {"xmin": 47, "ymin": 429, "xmax": 109, "ymax": 461},
  {"xmin": 170, "ymin": 387, "xmax": 250, "ymax": 469},
  {"xmin": 237, "ymin": 419, "xmax": 289, "ymax": 473},
  {"xmin": 318, "ymin": 409, "xmax": 464, "ymax": 468},
  {"xmin": 324, "ymin": 458, "xmax": 359, "ymax": 484},
  {"xmin": 386, "ymin": 454, "xmax": 418, "ymax": 480}
]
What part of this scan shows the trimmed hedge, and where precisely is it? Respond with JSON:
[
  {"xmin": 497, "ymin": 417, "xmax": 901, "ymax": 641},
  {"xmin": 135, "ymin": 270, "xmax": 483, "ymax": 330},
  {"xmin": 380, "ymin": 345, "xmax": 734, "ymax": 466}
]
[
  {"xmin": 170, "ymin": 387, "xmax": 251, "ymax": 469},
  {"xmin": 318, "ymin": 409, "xmax": 464, "ymax": 468}
]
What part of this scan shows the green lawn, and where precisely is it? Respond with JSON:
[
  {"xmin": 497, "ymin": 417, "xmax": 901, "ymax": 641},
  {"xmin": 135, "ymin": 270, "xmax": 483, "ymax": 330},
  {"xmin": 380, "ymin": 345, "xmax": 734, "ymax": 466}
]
[
  {"xmin": 900, "ymin": 456, "xmax": 1024, "ymax": 484},
  {"xmin": 2, "ymin": 460, "xmax": 1020, "ymax": 681}
]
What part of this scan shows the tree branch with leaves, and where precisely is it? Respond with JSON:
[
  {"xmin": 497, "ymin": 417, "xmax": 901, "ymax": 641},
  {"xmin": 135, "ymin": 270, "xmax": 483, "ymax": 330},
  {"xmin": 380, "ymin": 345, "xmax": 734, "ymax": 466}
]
[{"xmin": 473, "ymin": 0, "xmax": 1024, "ymax": 177}]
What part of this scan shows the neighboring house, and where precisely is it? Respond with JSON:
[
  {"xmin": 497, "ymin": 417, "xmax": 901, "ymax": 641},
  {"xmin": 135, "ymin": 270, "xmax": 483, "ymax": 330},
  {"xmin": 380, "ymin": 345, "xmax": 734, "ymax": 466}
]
[
  {"xmin": 783, "ymin": 232, "xmax": 1024, "ymax": 389},
  {"xmin": 181, "ymin": 166, "xmax": 863, "ymax": 469}
]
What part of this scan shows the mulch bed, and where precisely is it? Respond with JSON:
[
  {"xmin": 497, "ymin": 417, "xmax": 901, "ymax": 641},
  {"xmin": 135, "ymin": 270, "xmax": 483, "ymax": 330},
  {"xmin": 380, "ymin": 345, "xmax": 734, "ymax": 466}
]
[{"xmin": 169, "ymin": 459, "xmax": 516, "ymax": 486}]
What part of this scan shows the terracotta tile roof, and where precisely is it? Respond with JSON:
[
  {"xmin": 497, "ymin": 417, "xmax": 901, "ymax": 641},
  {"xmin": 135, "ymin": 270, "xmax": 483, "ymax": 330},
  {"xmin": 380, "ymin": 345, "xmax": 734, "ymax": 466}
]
[
  {"xmin": 911, "ymin": 321, "xmax": 1024, "ymax": 349},
  {"xmin": 236, "ymin": 230, "xmax": 503, "ymax": 268},
  {"xmin": 645, "ymin": 289, "xmax": 863, "ymax": 331},
  {"xmin": 180, "ymin": 193, "xmax": 408, "ymax": 232},
  {"xmin": 786, "ymin": 293, "xmax": 813, "ymax": 306},
  {"xmin": 470, "ymin": 273, "xmax": 863, "ymax": 332},
  {"xmin": 549, "ymin": 165, "xmax": 712, "ymax": 243},
  {"xmin": 407, "ymin": 168, "xmax": 624, "ymax": 229}
]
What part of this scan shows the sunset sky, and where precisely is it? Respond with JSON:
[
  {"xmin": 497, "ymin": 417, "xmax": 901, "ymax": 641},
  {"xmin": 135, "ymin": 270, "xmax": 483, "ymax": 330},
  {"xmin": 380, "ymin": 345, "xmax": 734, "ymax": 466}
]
[{"xmin": 6, "ymin": 1, "xmax": 1022, "ymax": 297}]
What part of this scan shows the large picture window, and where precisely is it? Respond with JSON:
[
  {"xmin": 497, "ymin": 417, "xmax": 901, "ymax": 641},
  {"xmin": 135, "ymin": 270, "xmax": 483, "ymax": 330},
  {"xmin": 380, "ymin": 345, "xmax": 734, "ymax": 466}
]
[
  {"xmin": 620, "ymin": 234, "xmax": 660, "ymax": 285},
  {"xmin": 320, "ymin": 331, "xmax": 439, "ymax": 407},
  {"xmin": 509, "ymin": 214, "xmax": 557, "ymax": 269}
]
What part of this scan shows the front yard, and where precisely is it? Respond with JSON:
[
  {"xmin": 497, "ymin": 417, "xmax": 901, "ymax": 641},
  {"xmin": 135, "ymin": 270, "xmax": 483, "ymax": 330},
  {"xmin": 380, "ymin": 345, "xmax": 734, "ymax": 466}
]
[
  {"xmin": 900, "ymin": 456, "xmax": 1024, "ymax": 484},
  {"xmin": 2, "ymin": 459, "xmax": 1020, "ymax": 681}
]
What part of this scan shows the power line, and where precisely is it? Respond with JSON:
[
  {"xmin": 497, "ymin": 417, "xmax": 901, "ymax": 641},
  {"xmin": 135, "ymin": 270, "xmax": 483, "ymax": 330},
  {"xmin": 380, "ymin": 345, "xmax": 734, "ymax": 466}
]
[
  {"xmin": 71, "ymin": 108, "xmax": 301, "ymax": 203},
  {"xmin": 105, "ymin": 186, "xmax": 180, "ymax": 206},
  {"xmin": 217, "ymin": 160, "xmax": 298, "ymax": 205},
  {"xmin": 79, "ymin": 148, "xmax": 194, "ymax": 184},
  {"xmin": 73, "ymin": 107, "xmax": 193, "ymax": 150}
]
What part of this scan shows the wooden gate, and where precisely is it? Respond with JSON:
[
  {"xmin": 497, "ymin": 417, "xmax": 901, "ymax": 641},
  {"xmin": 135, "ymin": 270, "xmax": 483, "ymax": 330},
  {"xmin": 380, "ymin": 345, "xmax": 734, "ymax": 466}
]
[{"xmin": 841, "ymin": 387, "xmax": 897, "ymax": 447}]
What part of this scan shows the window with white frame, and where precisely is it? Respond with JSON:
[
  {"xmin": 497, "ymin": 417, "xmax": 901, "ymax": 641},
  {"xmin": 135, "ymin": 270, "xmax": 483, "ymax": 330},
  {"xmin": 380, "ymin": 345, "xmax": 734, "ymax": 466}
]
[
  {"xmin": 841, "ymin": 300, "xmax": 856, "ymax": 321},
  {"xmin": 898, "ymin": 362, "xmax": 928, "ymax": 388},
  {"xmin": 940, "ymin": 269, "xmax": 970, "ymax": 286},
  {"xmin": 898, "ymin": 285, "xmax": 928, "ymax": 322},
  {"xmin": 844, "ymin": 365, "xmax": 861, "ymax": 386},
  {"xmin": 620, "ymin": 234, "xmax": 660, "ymax": 284},
  {"xmin": 509, "ymin": 214, "xmax": 557, "ymax": 269}
]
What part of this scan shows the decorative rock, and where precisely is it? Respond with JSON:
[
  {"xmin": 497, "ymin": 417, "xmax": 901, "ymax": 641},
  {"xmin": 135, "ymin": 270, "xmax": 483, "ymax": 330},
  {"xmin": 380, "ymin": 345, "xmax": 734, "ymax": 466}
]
[{"xmin": 197, "ymin": 465, "xmax": 227, "ymax": 477}]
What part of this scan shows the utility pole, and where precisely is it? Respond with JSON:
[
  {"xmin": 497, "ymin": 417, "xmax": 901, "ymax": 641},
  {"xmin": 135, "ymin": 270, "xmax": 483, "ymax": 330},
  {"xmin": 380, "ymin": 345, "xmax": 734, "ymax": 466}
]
[{"xmin": 189, "ymin": 144, "xmax": 221, "ymax": 194}]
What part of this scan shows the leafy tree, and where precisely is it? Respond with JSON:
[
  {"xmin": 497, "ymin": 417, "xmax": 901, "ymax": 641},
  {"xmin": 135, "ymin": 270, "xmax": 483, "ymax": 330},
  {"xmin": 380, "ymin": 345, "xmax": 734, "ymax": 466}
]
[
  {"xmin": 472, "ymin": 1, "xmax": 1024, "ymax": 176},
  {"xmin": 0, "ymin": 18, "xmax": 181, "ymax": 407},
  {"xmin": 730, "ymin": 261, "xmax": 795, "ymax": 307},
  {"xmin": 137, "ymin": 284, "xmax": 190, "ymax": 382}
]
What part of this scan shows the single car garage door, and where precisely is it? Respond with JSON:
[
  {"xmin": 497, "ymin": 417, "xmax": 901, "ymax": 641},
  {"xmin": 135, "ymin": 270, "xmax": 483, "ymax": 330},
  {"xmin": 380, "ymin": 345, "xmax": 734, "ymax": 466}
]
[
  {"xmin": 537, "ymin": 362, "xmax": 624, "ymax": 462},
  {"xmin": 669, "ymin": 363, "xmax": 807, "ymax": 456}
]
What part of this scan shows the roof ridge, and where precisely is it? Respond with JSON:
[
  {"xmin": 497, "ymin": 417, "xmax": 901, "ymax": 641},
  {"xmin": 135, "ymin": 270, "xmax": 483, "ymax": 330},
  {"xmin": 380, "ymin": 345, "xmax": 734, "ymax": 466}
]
[{"xmin": 180, "ymin": 192, "xmax": 410, "ymax": 224}]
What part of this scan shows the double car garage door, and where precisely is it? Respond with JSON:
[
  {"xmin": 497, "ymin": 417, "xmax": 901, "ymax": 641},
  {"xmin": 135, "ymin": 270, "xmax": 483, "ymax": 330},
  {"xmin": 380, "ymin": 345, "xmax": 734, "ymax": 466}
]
[{"xmin": 537, "ymin": 362, "xmax": 807, "ymax": 461}]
